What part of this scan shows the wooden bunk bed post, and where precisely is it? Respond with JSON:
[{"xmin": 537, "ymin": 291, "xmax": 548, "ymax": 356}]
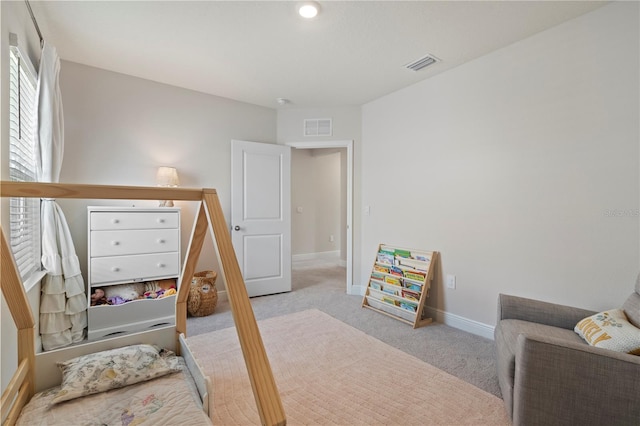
[
  {"xmin": 202, "ymin": 190, "xmax": 286, "ymax": 426},
  {"xmin": 0, "ymin": 182, "xmax": 286, "ymax": 426},
  {"xmin": 0, "ymin": 229, "xmax": 36, "ymax": 424},
  {"xmin": 175, "ymin": 202, "xmax": 209, "ymax": 336}
]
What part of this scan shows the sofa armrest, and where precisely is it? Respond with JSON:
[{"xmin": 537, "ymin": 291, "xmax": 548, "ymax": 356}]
[
  {"xmin": 513, "ymin": 333, "xmax": 640, "ymax": 426},
  {"xmin": 497, "ymin": 293, "xmax": 596, "ymax": 330}
]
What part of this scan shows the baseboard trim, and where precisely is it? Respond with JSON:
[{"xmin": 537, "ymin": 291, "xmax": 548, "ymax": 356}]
[
  {"xmin": 292, "ymin": 251, "xmax": 340, "ymax": 262},
  {"xmin": 424, "ymin": 306, "xmax": 495, "ymax": 340},
  {"xmin": 217, "ymin": 283, "xmax": 494, "ymax": 340}
]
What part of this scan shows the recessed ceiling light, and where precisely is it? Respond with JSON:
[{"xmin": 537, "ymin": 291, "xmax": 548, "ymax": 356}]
[{"xmin": 298, "ymin": 1, "xmax": 320, "ymax": 19}]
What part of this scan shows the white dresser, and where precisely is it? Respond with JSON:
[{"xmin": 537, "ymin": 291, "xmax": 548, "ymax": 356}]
[{"xmin": 87, "ymin": 207, "xmax": 181, "ymax": 341}]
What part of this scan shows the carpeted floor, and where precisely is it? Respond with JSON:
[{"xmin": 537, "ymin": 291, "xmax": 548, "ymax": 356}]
[
  {"xmin": 186, "ymin": 309, "xmax": 510, "ymax": 425},
  {"xmin": 187, "ymin": 264, "xmax": 502, "ymax": 398}
]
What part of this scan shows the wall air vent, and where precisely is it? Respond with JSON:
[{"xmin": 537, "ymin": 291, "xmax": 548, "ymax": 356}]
[
  {"xmin": 304, "ymin": 118, "xmax": 332, "ymax": 137},
  {"xmin": 404, "ymin": 54, "xmax": 439, "ymax": 72}
]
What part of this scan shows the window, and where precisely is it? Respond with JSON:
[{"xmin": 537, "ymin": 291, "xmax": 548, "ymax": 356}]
[{"xmin": 9, "ymin": 43, "xmax": 41, "ymax": 280}]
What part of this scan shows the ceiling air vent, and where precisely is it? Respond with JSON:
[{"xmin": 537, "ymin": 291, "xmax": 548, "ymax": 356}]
[
  {"xmin": 404, "ymin": 54, "xmax": 439, "ymax": 72},
  {"xmin": 304, "ymin": 118, "xmax": 332, "ymax": 137}
]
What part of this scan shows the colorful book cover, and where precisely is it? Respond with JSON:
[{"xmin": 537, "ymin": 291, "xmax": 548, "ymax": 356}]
[
  {"xmin": 384, "ymin": 276, "xmax": 401, "ymax": 286},
  {"xmin": 374, "ymin": 264, "xmax": 390, "ymax": 274},
  {"xmin": 381, "ymin": 296, "xmax": 399, "ymax": 306},
  {"xmin": 397, "ymin": 257, "xmax": 429, "ymax": 271},
  {"xmin": 402, "ymin": 289, "xmax": 420, "ymax": 301},
  {"xmin": 394, "ymin": 249, "xmax": 412, "ymax": 258},
  {"xmin": 371, "ymin": 272, "xmax": 385, "ymax": 281},
  {"xmin": 377, "ymin": 251, "xmax": 394, "ymax": 265},
  {"xmin": 405, "ymin": 283, "xmax": 421, "ymax": 292},
  {"xmin": 382, "ymin": 286, "xmax": 400, "ymax": 296},
  {"xmin": 400, "ymin": 302, "xmax": 417, "ymax": 312},
  {"xmin": 413, "ymin": 255, "xmax": 430, "ymax": 262},
  {"xmin": 390, "ymin": 266, "xmax": 403, "ymax": 277},
  {"xmin": 404, "ymin": 271, "xmax": 426, "ymax": 282}
]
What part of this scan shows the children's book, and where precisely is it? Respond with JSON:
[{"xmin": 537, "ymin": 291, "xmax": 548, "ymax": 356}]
[
  {"xmin": 381, "ymin": 296, "xmax": 399, "ymax": 306},
  {"xmin": 400, "ymin": 301, "xmax": 418, "ymax": 312},
  {"xmin": 377, "ymin": 251, "xmax": 394, "ymax": 265},
  {"xmin": 384, "ymin": 276, "xmax": 402, "ymax": 286},
  {"xmin": 374, "ymin": 264, "xmax": 390, "ymax": 274},
  {"xmin": 390, "ymin": 265, "xmax": 403, "ymax": 277},
  {"xmin": 401, "ymin": 289, "xmax": 420, "ymax": 301},
  {"xmin": 371, "ymin": 271, "xmax": 385, "ymax": 281},
  {"xmin": 394, "ymin": 249, "xmax": 412, "ymax": 258},
  {"xmin": 382, "ymin": 286, "xmax": 400, "ymax": 296},
  {"xmin": 397, "ymin": 257, "xmax": 430, "ymax": 271},
  {"xmin": 405, "ymin": 283, "xmax": 421, "ymax": 292},
  {"xmin": 403, "ymin": 270, "xmax": 426, "ymax": 282}
]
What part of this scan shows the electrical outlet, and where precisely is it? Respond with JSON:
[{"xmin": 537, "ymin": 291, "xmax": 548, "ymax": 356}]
[
  {"xmin": 446, "ymin": 274, "xmax": 456, "ymax": 289},
  {"xmin": 329, "ymin": 235, "xmax": 334, "ymax": 242}
]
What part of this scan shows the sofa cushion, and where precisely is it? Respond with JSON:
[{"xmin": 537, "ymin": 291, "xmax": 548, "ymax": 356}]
[
  {"xmin": 574, "ymin": 308, "xmax": 640, "ymax": 355},
  {"xmin": 494, "ymin": 319, "xmax": 585, "ymax": 417}
]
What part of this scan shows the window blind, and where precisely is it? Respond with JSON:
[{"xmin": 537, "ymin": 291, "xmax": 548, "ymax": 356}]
[{"xmin": 9, "ymin": 46, "xmax": 41, "ymax": 280}]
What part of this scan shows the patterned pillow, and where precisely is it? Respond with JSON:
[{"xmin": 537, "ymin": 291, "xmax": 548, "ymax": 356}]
[
  {"xmin": 574, "ymin": 309, "xmax": 640, "ymax": 355},
  {"xmin": 51, "ymin": 344, "xmax": 180, "ymax": 405}
]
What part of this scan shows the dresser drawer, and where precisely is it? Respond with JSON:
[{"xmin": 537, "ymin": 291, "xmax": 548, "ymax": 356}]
[
  {"xmin": 87, "ymin": 297, "xmax": 175, "ymax": 341},
  {"xmin": 90, "ymin": 211, "xmax": 179, "ymax": 231},
  {"xmin": 91, "ymin": 229, "xmax": 179, "ymax": 257},
  {"xmin": 90, "ymin": 252, "xmax": 180, "ymax": 285}
]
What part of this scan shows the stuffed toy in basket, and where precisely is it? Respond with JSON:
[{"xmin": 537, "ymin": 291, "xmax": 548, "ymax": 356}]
[{"xmin": 187, "ymin": 270, "xmax": 218, "ymax": 317}]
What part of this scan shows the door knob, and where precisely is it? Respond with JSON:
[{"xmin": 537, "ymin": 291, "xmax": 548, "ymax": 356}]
[{"xmin": 234, "ymin": 226, "xmax": 241, "ymax": 231}]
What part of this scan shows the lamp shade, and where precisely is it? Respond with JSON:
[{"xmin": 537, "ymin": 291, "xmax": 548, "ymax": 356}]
[{"xmin": 156, "ymin": 166, "xmax": 180, "ymax": 187}]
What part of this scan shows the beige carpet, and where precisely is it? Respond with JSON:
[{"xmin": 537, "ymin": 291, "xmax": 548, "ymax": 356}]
[{"xmin": 186, "ymin": 309, "xmax": 510, "ymax": 425}]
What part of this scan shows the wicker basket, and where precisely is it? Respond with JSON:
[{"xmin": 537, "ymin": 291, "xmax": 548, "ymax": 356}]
[{"xmin": 187, "ymin": 270, "xmax": 218, "ymax": 317}]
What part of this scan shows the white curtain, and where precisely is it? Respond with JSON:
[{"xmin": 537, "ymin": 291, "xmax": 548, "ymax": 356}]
[{"xmin": 36, "ymin": 41, "xmax": 87, "ymax": 351}]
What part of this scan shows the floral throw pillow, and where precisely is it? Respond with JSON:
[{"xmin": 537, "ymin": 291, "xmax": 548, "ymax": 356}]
[
  {"xmin": 574, "ymin": 308, "xmax": 640, "ymax": 355},
  {"xmin": 51, "ymin": 344, "xmax": 180, "ymax": 405}
]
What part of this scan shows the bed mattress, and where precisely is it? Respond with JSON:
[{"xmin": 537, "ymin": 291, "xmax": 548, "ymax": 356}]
[{"xmin": 16, "ymin": 358, "xmax": 212, "ymax": 426}]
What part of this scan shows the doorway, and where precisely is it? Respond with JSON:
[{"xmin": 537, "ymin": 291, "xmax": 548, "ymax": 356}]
[{"xmin": 286, "ymin": 140, "xmax": 353, "ymax": 294}]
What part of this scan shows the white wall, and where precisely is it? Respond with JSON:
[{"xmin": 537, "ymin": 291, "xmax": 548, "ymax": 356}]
[
  {"xmin": 0, "ymin": 0, "xmax": 44, "ymax": 393},
  {"xmin": 57, "ymin": 61, "xmax": 277, "ymax": 294},
  {"xmin": 362, "ymin": 2, "xmax": 640, "ymax": 327},
  {"xmin": 278, "ymin": 106, "xmax": 361, "ymax": 275}
]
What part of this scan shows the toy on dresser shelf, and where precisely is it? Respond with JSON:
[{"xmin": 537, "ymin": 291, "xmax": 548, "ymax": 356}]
[
  {"xmin": 98, "ymin": 279, "xmax": 178, "ymax": 305},
  {"xmin": 142, "ymin": 279, "xmax": 177, "ymax": 299},
  {"xmin": 90, "ymin": 288, "xmax": 109, "ymax": 306},
  {"xmin": 104, "ymin": 283, "xmax": 145, "ymax": 305}
]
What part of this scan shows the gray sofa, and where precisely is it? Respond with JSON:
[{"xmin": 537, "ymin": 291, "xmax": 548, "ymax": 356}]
[{"xmin": 494, "ymin": 276, "xmax": 640, "ymax": 426}]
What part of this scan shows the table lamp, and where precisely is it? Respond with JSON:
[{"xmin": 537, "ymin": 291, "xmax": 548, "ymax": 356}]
[{"xmin": 156, "ymin": 166, "xmax": 180, "ymax": 207}]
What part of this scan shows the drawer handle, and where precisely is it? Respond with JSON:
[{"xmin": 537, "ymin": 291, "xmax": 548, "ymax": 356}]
[
  {"xmin": 157, "ymin": 218, "xmax": 165, "ymax": 224},
  {"xmin": 111, "ymin": 219, "xmax": 120, "ymax": 224},
  {"xmin": 111, "ymin": 241, "xmax": 120, "ymax": 246},
  {"xmin": 157, "ymin": 239, "xmax": 166, "ymax": 244},
  {"xmin": 111, "ymin": 267, "xmax": 120, "ymax": 272},
  {"xmin": 157, "ymin": 263, "xmax": 166, "ymax": 268}
]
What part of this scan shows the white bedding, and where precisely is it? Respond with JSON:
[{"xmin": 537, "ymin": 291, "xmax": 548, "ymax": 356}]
[{"xmin": 16, "ymin": 358, "xmax": 212, "ymax": 426}]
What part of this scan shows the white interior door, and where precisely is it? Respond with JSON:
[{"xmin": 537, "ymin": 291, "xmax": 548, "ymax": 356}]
[{"xmin": 231, "ymin": 140, "xmax": 291, "ymax": 297}]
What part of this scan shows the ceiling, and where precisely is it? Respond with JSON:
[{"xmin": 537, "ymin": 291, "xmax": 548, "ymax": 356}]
[{"xmin": 30, "ymin": 1, "xmax": 608, "ymax": 109}]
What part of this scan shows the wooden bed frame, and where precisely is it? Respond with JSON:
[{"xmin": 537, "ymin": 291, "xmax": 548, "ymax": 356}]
[{"xmin": 0, "ymin": 182, "xmax": 286, "ymax": 426}]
